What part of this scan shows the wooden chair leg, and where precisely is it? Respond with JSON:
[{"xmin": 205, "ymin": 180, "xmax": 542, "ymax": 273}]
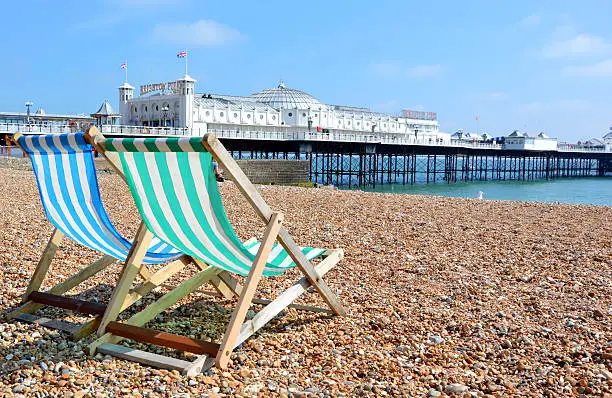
[
  {"xmin": 97, "ymin": 222, "xmax": 153, "ymax": 336},
  {"xmin": 8, "ymin": 254, "xmax": 116, "ymax": 319},
  {"xmin": 23, "ymin": 228, "xmax": 64, "ymax": 300},
  {"xmin": 215, "ymin": 212, "xmax": 283, "ymax": 369},
  {"xmin": 278, "ymin": 229, "xmax": 346, "ymax": 316},
  {"xmin": 233, "ymin": 248, "xmax": 343, "ymax": 349}
]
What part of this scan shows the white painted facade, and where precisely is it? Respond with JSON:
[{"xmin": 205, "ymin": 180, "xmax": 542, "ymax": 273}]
[
  {"xmin": 503, "ymin": 131, "xmax": 558, "ymax": 151},
  {"xmin": 604, "ymin": 130, "xmax": 612, "ymax": 150},
  {"xmin": 118, "ymin": 76, "xmax": 440, "ymax": 140}
]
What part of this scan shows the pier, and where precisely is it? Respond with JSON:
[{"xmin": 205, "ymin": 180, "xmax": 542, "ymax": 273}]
[{"xmin": 2, "ymin": 123, "xmax": 611, "ymax": 187}]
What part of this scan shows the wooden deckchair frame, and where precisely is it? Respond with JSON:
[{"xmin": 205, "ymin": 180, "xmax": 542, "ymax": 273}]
[
  {"xmin": 6, "ymin": 132, "xmax": 190, "ymax": 340},
  {"xmin": 87, "ymin": 132, "xmax": 345, "ymax": 374}
]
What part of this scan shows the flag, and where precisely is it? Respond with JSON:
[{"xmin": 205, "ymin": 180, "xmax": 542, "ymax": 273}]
[
  {"xmin": 475, "ymin": 116, "xmax": 480, "ymax": 121},
  {"xmin": 120, "ymin": 63, "xmax": 127, "ymax": 69},
  {"xmin": 177, "ymin": 51, "xmax": 187, "ymax": 58}
]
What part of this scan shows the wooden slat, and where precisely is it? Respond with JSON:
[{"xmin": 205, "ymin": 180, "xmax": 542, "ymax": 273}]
[
  {"xmin": 106, "ymin": 322, "xmax": 220, "ymax": 356},
  {"xmin": 234, "ymin": 248, "xmax": 343, "ymax": 348},
  {"xmin": 9, "ymin": 255, "xmax": 116, "ymax": 319},
  {"xmin": 69, "ymin": 318, "xmax": 102, "ymax": 341},
  {"xmin": 123, "ymin": 258, "xmax": 187, "ymax": 310},
  {"xmin": 28, "ymin": 292, "xmax": 106, "ymax": 316},
  {"xmin": 251, "ymin": 298, "xmax": 333, "ymax": 314},
  {"xmin": 12, "ymin": 313, "xmax": 80, "ymax": 334},
  {"xmin": 183, "ymin": 355, "xmax": 216, "ymax": 376},
  {"xmin": 217, "ymin": 271, "xmax": 244, "ymax": 295},
  {"xmin": 89, "ymin": 266, "xmax": 219, "ymax": 354},
  {"xmin": 24, "ymin": 228, "xmax": 64, "ymax": 299},
  {"xmin": 97, "ymin": 343, "xmax": 194, "ymax": 373},
  {"xmin": 216, "ymin": 212, "xmax": 283, "ymax": 369},
  {"xmin": 210, "ymin": 275, "xmax": 236, "ymax": 299},
  {"xmin": 97, "ymin": 222, "xmax": 154, "ymax": 335},
  {"xmin": 203, "ymin": 133, "xmax": 346, "ymax": 317}
]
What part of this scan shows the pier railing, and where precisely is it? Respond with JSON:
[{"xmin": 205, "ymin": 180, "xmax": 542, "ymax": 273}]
[
  {"xmin": 1, "ymin": 122, "xmax": 609, "ymax": 153},
  {"xmin": 557, "ymin": 144, "xmax": 610, "ymax": 152}
]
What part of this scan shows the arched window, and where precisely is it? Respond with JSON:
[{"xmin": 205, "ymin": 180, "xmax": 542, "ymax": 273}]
[{"xmin": 220, "ymin": 111, "xmax": 224, "ymax": 117}]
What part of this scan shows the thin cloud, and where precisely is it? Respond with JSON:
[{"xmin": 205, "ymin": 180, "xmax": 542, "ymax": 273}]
[
  {"xmin": 562, "ymin": 59, "xmax": 612, "ymax": 77},
  {"xmin": 370, "ymin": 62, "xmax": 444, "ymax": 78},
  {"xmin": 520, "ymin": 14, "xmax": 541, "ymax": 26},
  {"xmin": 541, "ymin": 33, "xmax": 610, "ymax": 58},
  {"xmin": 152, "ymin": 20, "xmax": 244, "ymax": 47},
  {"xmin": 406, "ymin": 64, "xmax": 444, "ymax": 77}
]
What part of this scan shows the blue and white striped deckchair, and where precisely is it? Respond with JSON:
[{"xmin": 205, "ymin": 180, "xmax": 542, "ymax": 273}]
[
  {"xmin": 8, "ymin": 131, "xmax": 185, "ymax": 340},
  {"xmin": 89, "ymin": 132, "xmax": 346, "ymax": 374}
]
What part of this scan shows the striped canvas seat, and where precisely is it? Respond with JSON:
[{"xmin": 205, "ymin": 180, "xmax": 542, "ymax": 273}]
[
  {"xmin": 17, "ymin": 133, "xmax": 181, "ymax": 264},
  {"xmin": 102, "ymin": 137, "xmax": 326, "ymax": 277}
]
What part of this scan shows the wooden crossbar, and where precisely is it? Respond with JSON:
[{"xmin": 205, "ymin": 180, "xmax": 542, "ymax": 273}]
[
  {"xmin": 106, "ymin": 322, "xmax": 220, "ymax": 356},
  {"xmin": 28, "ymin": 292, "xmax": 107, "ymax": 316}
]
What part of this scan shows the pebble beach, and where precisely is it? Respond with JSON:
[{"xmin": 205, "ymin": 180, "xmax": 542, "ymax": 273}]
[{"xmin": 0, "ymin": 160, "xmax": 611, "ymax": 397}]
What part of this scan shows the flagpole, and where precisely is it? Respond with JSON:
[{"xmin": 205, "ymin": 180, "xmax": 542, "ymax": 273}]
[
  {"xmin": 185, "ymin": 50, "xmax": 188, "ymax": 76},
  {"xmin": 124, "ymin": 60, "xmax": 128, "ymax": 83}
]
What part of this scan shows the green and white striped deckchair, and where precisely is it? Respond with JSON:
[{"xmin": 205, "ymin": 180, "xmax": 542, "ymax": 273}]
[{"xmin": 88, "ymin": 132, "xmax": 346, "ymax": 374}]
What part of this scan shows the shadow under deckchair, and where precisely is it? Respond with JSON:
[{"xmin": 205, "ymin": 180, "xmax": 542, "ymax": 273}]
[
  {"xmin": 6, "ymin": 132, "xmax": 187, "ymax": 340},
  {"xmin": 88, "ymin": 132, "xmax": 346, "ymax": 375}
]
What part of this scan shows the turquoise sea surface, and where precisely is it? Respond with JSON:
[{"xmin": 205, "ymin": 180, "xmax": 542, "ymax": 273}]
[{"xmin": 351, "ymin": 178, "xmax": 612, "ymax": 206}]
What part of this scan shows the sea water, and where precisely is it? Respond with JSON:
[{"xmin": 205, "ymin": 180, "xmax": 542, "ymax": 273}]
[{"xmin": 351, "ymin": 178, "xmax": 612, "ymax": 206}]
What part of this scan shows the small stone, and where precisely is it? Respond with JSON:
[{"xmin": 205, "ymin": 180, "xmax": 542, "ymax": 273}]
[
  {"xmin": 445, "ymin": 383, "xmax": 469, "ymax": 394},
  {"xmin": 188, "ymin": 379, "xmax": 198, "ymax": 386},
  {"xmin": 246, "ymin": 309, "xmax": 256, "ymax": 319},
  {"xmin": 428, "ymin": 388, "xmax": 442, "ymax": 397},
  {"xmin": 54, "ymin": 362, "xmax": 65, "ymax": 373},
  {"xmin": 428, "ymin": 335, "xmax": 444, "ymax": 344},
  {"xmin": 268, "ymin": 382, "xmax": 278, "ymax": 391},
  {"xmin": 5, "ymin": 354, "xmax": 13, "ymax": 360},
  {"xmin": 39, "ymin": 362, "xmax": 48, "ymax": 371},
  {"xmin": 600, "ymin": 369, "xmax": 612, "ymax": 380},
  {"xmin": 13, "ymin": 385, "xmax": 26, "ymax": 393}
]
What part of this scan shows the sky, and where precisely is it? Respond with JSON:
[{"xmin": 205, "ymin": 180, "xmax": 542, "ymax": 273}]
[{"xmin": 1, "ymin": 0, "xmax": 612, "ymax": 142}]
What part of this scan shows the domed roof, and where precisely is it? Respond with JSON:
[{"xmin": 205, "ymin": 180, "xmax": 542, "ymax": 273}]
[{"xmin": 249, "ymin": 82, "xmax": 327, "ymax": 110}]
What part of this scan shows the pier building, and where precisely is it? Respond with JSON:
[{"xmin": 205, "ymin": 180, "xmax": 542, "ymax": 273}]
[
  {"xmin": 117, "ymin": 74, "xmax": 445, "ymax": 143},
  {"xmin": 503, "ymin": 131, "xmax": 558, "ymax": 151}
]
